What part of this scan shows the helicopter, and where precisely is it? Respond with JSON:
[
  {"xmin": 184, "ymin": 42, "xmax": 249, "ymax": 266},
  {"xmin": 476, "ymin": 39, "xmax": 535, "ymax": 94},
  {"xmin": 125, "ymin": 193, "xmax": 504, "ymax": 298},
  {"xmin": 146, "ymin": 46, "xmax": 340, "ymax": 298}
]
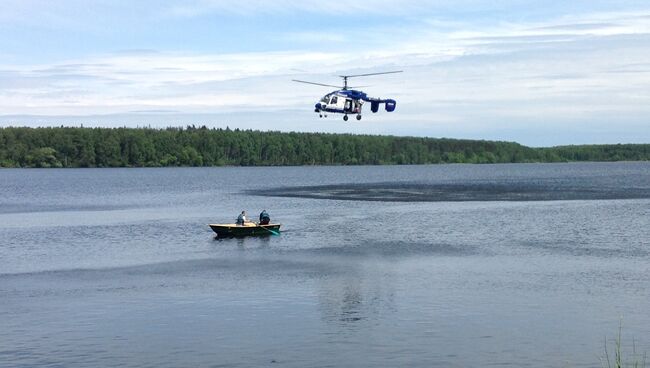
[{"xmin": 293, "ymin": 71, "xmax": 402, "ymax": 121}]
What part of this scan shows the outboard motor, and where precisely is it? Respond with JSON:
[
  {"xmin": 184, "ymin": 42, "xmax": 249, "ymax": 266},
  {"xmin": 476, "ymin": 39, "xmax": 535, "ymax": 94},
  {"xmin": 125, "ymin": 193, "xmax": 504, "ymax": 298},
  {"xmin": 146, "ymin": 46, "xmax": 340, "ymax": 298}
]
[
  {"xmin": 370, "ymin": 101, "xmax": 380, "ymax": 113},
  {"xmin": 385, "ymin": 99, "xmax": 396, "ymax": 112}
]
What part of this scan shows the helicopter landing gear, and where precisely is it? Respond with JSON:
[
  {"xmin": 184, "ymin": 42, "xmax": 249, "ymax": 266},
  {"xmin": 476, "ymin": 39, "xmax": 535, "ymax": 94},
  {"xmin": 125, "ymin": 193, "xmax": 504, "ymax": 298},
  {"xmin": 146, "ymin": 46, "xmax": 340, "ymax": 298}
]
[
  {"xmin": 319, "ymin": 114, "xmax": 322, "ymax": 118},
  {"xmin": 356, "ymin": 114, "xmax": 362, "ymax": 121},
  {"xmin": 343, "ymin": 115, "xmax": 349, "ymax": 121}
]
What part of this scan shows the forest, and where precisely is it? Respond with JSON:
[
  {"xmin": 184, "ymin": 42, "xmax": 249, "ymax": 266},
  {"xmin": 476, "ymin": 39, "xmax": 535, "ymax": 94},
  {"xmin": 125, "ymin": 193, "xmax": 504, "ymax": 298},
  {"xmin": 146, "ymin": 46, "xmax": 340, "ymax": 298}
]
[{"xmin": 0, "ymin": 126, "xmax": 648, "ymax": 168}]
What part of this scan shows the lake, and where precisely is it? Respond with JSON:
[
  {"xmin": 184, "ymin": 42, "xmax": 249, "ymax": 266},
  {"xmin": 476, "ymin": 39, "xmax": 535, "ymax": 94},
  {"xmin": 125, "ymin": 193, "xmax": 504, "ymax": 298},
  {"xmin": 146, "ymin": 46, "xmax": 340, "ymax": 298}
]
[{"xmin": 1, "ymin": 163, "xmax": 649, "ymax": 367}]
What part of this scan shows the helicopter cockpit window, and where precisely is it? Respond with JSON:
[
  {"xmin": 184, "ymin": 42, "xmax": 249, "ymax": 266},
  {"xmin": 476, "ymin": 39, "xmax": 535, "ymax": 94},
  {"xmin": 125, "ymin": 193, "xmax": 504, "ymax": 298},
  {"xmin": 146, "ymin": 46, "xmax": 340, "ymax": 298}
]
[
  {"xmin": 321, "ymin": 96, "xmax": 329, "ymax": 103},
  {"xmin": 330, "ymin": 96, "xmax": 338, "ymax": 104}
]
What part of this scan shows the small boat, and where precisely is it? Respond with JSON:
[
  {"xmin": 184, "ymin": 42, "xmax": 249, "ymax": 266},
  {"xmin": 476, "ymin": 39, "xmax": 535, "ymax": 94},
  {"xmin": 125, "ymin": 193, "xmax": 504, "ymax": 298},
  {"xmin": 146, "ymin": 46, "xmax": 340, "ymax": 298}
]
[{"xmin": 208, "ymin": 222, "xmax": 281, "ymax": 238}]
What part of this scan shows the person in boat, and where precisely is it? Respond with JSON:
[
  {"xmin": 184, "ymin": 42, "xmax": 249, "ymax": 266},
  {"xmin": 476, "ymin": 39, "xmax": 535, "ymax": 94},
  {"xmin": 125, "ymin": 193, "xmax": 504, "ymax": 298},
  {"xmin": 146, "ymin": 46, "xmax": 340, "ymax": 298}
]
[
  {"xmin": 259, "ymin": 210, "xmax": 270, "ymax": 225},
  {"xmin": 236, "ymin": 210, "xmax": 247, "ymax": 226}
]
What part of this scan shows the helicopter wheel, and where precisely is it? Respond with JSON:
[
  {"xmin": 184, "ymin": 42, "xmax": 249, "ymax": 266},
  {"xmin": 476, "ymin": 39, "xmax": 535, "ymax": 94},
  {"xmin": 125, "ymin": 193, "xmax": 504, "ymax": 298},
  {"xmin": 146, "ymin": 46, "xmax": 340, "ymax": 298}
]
[
  {"xmin": 356, "ymin": 114, "xmax": 362, "ymax": 121},
  {"xmin": 343, "ymin": 115, "xmax": 349, "ymax": 121},
  {"xmin": 319, "ymin": 114, "xmax": 322, "ymax": 118}
]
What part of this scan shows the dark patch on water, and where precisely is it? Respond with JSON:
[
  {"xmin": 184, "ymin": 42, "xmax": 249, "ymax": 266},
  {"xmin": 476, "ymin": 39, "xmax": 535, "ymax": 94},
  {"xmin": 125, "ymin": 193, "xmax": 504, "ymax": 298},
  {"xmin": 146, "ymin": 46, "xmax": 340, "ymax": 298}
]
[
  {"xmin": 0, "ymin": 257, "xmax": 348, "ymax": 299},
  {"xmin": 250, "ymin": 179, "xmax": 650, "ymax": 202},
  {"xmin": 0, "ymin": 257, "xmax": 335, "ymax": 279},
  {"xmin": 518, "ymin": 240, "xmax": 650, "ymax": 258},
  {"xmin": 0, "ymin": 203, "xmax": 144, "ymax": 214},
  {"xmin": 297, "ymin": 241, "xmax": 478, "ymax": 257}
]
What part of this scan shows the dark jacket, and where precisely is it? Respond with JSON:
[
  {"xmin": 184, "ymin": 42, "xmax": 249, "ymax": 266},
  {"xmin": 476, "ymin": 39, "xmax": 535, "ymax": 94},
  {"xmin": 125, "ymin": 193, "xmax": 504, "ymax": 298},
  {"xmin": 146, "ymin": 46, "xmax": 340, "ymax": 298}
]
[{"xmin": 259, "ymin": 210, "xmax": 270, "ymax": 224}]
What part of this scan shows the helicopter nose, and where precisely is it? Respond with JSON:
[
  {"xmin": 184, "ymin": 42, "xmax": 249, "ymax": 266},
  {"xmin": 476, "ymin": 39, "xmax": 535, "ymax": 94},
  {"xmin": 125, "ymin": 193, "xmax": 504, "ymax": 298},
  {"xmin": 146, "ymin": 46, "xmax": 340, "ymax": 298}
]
[{"xmin": 315, "ymin": 103, "xmax": 322, "ymax": 110}]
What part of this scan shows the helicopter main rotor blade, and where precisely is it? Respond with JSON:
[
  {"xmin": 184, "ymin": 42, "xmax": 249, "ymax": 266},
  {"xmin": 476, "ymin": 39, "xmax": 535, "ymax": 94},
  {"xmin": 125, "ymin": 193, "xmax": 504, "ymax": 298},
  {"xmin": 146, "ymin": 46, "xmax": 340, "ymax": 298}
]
[
  {"xmin": 292, "ymin": 79, "xmax": 341, "ymax": 88},
  {"xmin": 339, "ymin": 70, "xmax": 403, "ymax": 78}
]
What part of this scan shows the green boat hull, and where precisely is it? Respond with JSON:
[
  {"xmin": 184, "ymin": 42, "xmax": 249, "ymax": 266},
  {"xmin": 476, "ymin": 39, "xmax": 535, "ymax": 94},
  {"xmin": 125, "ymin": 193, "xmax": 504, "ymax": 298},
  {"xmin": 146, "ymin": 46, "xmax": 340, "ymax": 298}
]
[{"xmin": 209, "ymin": 224, "xmax": 281, "ymax": 238}]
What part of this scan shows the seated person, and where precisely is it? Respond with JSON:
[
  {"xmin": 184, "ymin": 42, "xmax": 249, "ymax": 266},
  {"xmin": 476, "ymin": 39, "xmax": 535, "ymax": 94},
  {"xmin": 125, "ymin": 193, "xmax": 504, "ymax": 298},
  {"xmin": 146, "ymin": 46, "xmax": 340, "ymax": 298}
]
[
  {"xmin": 236, "ymin": 210, "xmax": 247, "ymax": 226},
  {"xmin": 259, "ymin": 210, "xmax": 271, "ymax": 225},
  {"xmin": 344, "ymin": 100, "xmax": 352, "ymax": 112}
]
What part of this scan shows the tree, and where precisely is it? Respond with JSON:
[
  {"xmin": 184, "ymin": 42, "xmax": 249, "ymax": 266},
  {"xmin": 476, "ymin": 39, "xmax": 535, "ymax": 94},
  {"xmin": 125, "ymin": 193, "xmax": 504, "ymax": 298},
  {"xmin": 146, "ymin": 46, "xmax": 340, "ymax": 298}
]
[
  {"xmin": 26, "ymin": 147, "xmax": 62, "ymax": 168},
  {"xmin": 1, "ymin": 127, "xmax": 648, "ymax": 168}
]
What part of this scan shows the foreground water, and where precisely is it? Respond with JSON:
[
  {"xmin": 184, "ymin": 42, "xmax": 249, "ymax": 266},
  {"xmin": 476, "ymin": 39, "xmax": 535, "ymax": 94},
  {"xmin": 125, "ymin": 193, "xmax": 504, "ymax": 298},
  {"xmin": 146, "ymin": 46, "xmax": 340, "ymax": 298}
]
[{"xmin": 1, "ymin": 163, "xmax": 649, "ymax": 367}]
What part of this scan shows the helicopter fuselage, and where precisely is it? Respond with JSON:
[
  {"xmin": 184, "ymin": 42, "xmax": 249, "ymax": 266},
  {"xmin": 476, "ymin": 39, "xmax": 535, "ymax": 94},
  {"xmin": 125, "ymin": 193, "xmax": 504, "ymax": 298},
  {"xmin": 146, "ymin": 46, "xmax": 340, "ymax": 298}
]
[
  {"xmin": 314, "ymin": 89, "xmax": 396, "ymax": 121},
  {"xmin": 293, "ymin": 70, "xmax": 401, "ymax": 121}
]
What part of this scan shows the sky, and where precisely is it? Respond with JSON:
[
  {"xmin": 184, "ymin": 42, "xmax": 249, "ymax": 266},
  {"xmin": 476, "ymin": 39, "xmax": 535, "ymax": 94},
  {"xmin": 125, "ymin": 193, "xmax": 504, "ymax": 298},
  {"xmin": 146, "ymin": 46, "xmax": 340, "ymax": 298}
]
[{"xmin": 0, "ymin": 1, "xmax": 649, "ymax": 146}]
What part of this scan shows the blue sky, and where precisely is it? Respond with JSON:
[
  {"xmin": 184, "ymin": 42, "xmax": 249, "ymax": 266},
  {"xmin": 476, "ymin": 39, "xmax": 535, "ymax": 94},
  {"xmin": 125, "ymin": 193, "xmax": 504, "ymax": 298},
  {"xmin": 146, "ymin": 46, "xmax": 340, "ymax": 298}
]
[{"xmin": 1, "ymin": 0, "xmax": 649, "ymax": 146}]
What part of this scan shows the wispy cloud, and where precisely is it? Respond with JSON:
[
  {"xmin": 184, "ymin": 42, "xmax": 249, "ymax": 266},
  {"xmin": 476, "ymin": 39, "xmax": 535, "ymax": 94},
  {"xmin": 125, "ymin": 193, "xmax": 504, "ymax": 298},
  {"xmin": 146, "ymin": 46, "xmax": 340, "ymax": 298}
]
[
  {"xmin": 1, "ymin": 3, "xmax": 649, "ymax": 144},
  {"xmin": 161, "ymin": 0, "xmax": 431, "ymax": 18}
]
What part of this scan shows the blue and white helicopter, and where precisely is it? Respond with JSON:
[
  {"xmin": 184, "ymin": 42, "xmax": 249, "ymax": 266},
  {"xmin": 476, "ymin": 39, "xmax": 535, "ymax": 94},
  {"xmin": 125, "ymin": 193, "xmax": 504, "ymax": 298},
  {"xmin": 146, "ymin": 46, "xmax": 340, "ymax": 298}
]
[{"xmin": 293, "ymin": 71, "xmax": 402, "ymax": 121}]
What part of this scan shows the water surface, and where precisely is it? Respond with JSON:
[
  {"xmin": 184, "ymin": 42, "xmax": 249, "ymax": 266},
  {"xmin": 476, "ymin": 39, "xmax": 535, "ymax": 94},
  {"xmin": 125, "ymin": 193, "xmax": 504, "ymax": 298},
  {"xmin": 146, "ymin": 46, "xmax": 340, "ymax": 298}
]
[{"xmin": 1, "ymin": 163, "xmax": 649, "ymax": 367}]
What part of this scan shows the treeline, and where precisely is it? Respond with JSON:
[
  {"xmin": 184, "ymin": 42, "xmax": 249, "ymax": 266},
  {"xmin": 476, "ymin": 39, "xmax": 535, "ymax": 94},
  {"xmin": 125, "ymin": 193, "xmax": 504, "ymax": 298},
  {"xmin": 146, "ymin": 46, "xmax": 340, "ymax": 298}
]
[{"xmin": 0, "ymin": 126, "xmax": 648, "ymax": 168}]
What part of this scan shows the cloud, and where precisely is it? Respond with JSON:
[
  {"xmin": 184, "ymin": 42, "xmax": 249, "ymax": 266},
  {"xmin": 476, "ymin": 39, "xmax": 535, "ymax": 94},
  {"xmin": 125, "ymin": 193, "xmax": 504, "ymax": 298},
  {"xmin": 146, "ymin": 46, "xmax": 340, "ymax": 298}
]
[
  {"xmin": 161, "ymin": 0, "xmax": 432, "ymax": 18},
  {"xmin": 1, "ymin": 5, "xmax": 649, "ymax": 145},
  {"xmin": 531, "ymin": 22, "xmax": 621, "ymax": 31}
]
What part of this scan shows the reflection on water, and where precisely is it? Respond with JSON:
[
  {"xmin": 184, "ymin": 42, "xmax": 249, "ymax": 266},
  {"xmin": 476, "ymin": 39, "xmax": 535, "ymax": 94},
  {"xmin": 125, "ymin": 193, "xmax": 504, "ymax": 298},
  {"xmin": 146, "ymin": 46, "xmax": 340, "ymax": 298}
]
[
  {"xmin": 1, "ymin": 163, "xmax": 650, "ymax": 367},
  {"xmin": 316, "ymin": 263, "xmax": 397, "ymax": 326},
  {"xmin": 320, "ymin": 275, "xmax": 367, "ymax": 323}
]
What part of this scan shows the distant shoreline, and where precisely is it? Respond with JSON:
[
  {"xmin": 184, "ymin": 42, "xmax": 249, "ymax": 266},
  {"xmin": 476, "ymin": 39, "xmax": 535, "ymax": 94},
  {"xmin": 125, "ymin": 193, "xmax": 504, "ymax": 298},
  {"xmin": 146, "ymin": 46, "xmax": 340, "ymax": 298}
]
[
  {"xmin": 1, "ymin": 126, "xmax": 648, "ymax": 168},
  {"xmin": 1, "ymin": 161, "xmax": 649, "ymax": 170}
]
